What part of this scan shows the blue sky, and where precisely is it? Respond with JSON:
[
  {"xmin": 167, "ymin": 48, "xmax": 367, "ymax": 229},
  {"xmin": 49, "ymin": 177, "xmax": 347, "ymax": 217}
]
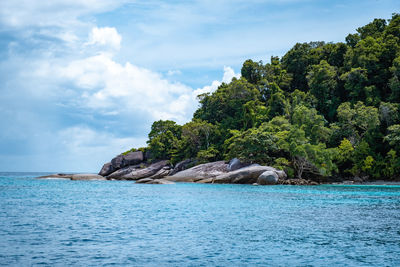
[{"xmin": 0, "ymin": 0, "xmax": 398, "ymax": 172}]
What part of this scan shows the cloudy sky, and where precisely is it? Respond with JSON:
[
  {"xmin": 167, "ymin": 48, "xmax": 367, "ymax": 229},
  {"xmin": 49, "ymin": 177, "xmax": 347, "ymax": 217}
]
[{"xmin": 0, "ymin": 0, "xmax": 398, "ymax": 172}]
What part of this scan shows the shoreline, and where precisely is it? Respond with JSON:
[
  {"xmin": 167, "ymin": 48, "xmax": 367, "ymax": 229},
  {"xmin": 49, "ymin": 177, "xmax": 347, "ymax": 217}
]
[{"xmin": 36, "ymin": 173, "xmax": 400, "ymax": 186}]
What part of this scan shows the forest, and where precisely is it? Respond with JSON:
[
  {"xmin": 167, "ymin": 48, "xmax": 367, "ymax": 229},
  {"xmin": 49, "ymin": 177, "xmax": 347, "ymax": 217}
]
[{"xmin": 126, "ymin": 14, "xmax": 400, "ymax": 181}]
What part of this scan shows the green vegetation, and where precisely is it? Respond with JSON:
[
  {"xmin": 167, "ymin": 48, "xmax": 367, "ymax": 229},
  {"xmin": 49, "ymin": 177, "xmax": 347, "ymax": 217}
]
[{"xmin": 126, "ymin": 14, "xmax": 400, "ymax": 180}]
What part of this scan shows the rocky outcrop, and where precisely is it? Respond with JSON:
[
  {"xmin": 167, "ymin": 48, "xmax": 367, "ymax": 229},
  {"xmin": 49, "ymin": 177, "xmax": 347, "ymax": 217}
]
[
  {"xmin": 111, "ymin": 151, "xmax": 144, "ymax": 170},
  {"xmin": 165, "ymin": 161, "xmax": 228, "ymax": 182},
  {"xmin": 99, "ymin": 151, "xmax": 144, "ymax": 176},
  {"xmin": 135, "ymin": 178, "xmax": 155, "ymax": 184},
  {"xmin": 99, "ymin": 162, "xmax": 114, "ymax": 176},
  {"xmin": 71, "ymin": 174, "xmax": 106, "ymax": 180},
  {"xmin": 108, "ymin": 160, "xmax": 170, "ymax": 180},
  {"xmin": 169, "ymin": 158, "xmax": 197, "ymax": 176},
  {"xmin": 135, "ymin": 177, "xmax": 175, "ymax": 184},
  {"xmin": 257, "ymin": 171, "xmax": 279, "ymax": 185},
  {"xmin": 213, "ymin": 165, "xmax": 282, "ymax": 184},
  {"xmin": 106, "ymin": 164, "xmax": 143, "ymax": 179},
  {"xmin": 93, "ymin": 149, "xmax": 296, "ymax": 185},
  {"xmin": 148, "ymin": 166, "xmax": 171, "ymax": 179},
  {"xmin": 146, "ymin": 179, "xmax": 175, "ymax": 184}
]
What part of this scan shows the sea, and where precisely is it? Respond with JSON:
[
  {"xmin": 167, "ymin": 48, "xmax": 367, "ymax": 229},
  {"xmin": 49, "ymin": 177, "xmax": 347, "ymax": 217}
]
[{"xmin": 1, "ymin": 172, "xmax": 400, "ymax": 266}]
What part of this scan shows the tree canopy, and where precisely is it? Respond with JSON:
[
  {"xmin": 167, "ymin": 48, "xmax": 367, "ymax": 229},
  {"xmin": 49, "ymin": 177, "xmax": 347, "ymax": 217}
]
[{"xmin": 124, "ymin": 13, "xmax": 400, "ymax": 181}]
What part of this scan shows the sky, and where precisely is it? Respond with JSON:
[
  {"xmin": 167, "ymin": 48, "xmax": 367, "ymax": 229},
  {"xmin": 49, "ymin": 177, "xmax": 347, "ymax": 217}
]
[{"xmin": 0, "ymin": 0, "xmax": 398, "ymax": 172}]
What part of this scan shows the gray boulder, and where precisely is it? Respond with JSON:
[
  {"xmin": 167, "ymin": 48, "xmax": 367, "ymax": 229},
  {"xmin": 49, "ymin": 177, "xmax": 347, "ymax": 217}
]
[
  {"xmin": 214, "ymin": 165, "xmax": 282, "ymax": 184},
  {"xmin": 148, "ymin": 166, "xmax": 171, "ymax": 179},
  {"xmin": 111, "ymin": 151, "xmax": 144, "ymax": 170},
  {"xmin": 98, "ymin": 162, "xmax": 114, "ymax": 176},
  {"xmin": 71, "ymin": 174, "xmax": 106, "ymax": 180},
  {"xmin": 124, "ymin": 151, "xmax": 144, "ymax": 165},
  {"xmin": 275, "ymin": 170, "xmax": 287, "ymax": 180},
  {"xmin": 111, "ymin": 154, "xmax": 124, "ymax": 169},
  {"xmin": 106, "ymin": 164, "xmax": 142, "ymax": 179},
  {"xmin": 228, "ymin": 158, "xmax": 249, "ymax": 172},
  {"xmin": 135, "ymin": 178, "xmax": 155, "ymax": 184},
  {"xmin": 196, "ymin": 178, "xmax": 214, "ymax": 183},
  {"xmin": 146, "ymin": 179, "xmax": 175, "ymax": 184},
  {"xmin": 119, "ymin": 160, "xmax": 170, "ymax": 180},
  {"xmin": 166, "ymin": 161, "xmax": 228, "ymax": 182},
  {"xmin": 169, "ymin": 158, "xmax": 197, "ymax": 176},
  {"xmin": 257, "ymin": 171, "xmax": 279, "ymax": 185}
]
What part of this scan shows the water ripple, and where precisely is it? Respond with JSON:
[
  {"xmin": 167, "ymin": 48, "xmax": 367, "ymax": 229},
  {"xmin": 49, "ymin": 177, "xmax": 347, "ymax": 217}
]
[{"xmin": 0, "ymin": 173, "xmax": 400, "ymax": 266}]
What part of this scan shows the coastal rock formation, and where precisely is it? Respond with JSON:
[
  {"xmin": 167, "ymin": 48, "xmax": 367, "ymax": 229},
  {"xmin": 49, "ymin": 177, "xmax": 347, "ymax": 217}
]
[
  {"xmin": 106, "ymin": 164, "xmax": 143, "ymax": 179},
  {"xmin": 148, "ymin": 166, "xmax": 171, "ymax": 179},
  {"xmin": 99, "ymin": 162, "xmax": 114, "ymax": 176},
  {"xmin": 146, "ymin": 179, "xmax": 175, "ymax": 184},
  {"xmin": 165, "ymin": 161, "xmax": 228, "ymax": 182},
  {"xmin": 94, "ymin": 152, "xmax": 290, "ymax": 185},
  {"xmin": 71, "ymin": 174, "xmax": 106, "ymax": 180},
  {"xmin": 257, "ymin": 171, "xmax": 279, "ymax": 185},
  {"xmin": 108, "ymin": 160, "xmax": 170, "ymax": 180},
  {"xmin": 111, "ymin": 151, "xmax": 144, "ymax": 170},
  {"xmin": 135, "ymin": 178, "xmax": 155, "ymax": 184},
  {"xmin": 135, "ymin": 177, "xmax": 175, "ymax": 184},
  {"xmin": 99, "ymin": 151, "xmax": 144, "ymax": 176},
  {"xmin": 213, "ymin": 165, "xmax": 282, "ymax": 184}
]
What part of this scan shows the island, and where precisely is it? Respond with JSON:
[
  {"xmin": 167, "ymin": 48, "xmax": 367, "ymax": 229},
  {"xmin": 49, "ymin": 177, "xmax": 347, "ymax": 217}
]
[{"xmin": 40, "ymin": 14, "xmax": 400, "ymax": 185}]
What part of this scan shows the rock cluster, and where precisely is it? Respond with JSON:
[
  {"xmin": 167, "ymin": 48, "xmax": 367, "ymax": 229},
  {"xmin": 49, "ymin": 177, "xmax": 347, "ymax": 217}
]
[
  {"xmin": 39, "ymin": 156, "xmax": 313, "ymax": 185},
  {"xmin": 97, "ymin": 156, "xmax": 289, "ymax": 185}
]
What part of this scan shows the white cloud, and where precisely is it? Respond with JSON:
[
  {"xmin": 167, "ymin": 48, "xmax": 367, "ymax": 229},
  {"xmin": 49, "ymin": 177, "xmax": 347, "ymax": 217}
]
[
  {"xmin": 59, "ymin": 52, "xmax": 192, "ymax": 123},
  {"xmin": 87, "ymin": 27, "xmax": 122, "ymax": 50},
  {"xmin": 58, "ymin": 125, "xmax": 145, "ymax": 153},
  {"xmin": 57, "ymin": 52, "xmax": 240, "ymax": 125},
  {"xmin": 192, "ymin": 66, "xmax": 241, "ymax": 98},
  {"xmin": 222, "ymin": 66, "xmax": 240, "ymax": 83}
]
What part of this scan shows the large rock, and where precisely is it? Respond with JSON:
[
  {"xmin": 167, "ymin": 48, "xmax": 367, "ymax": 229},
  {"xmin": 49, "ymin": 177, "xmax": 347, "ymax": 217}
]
[
  {"xmin": 146, "ymin": 179, "xmax": 175, "ymax": 184},
  {"xmin": 275, "ymin": 170, "xmax": 287, "ymax": 180},
  {"xmin": 135, "ymin": 178, "xmax": 155, "ymax": 184},
  {"xmin": 110, "ymin": 151, "xmax": 144, "ymax": 170},
  {"xmin": 71, "ymin": 174, "xmax": 106, "ymax": 180},
  {"xmin": 106, "ymin": 164, "xmax": 142, "ymax": 179},
  {"xmin": 257, "ymin": 171, "xmax": 278, "ymax": 185},
  {"xmin": 124, "ymin": 151, "xmax": 144, "ymax": 165},
  {"xmin": 115, "ymin": 160, "xmax": 170, "ymax": 180},
  {"xmin": 169, "ymin": 158, "xmax": 197, "ymax": 176},
  {"xmin": 227, "ymin": 158, "xmax": 249, "ymax": 172},
  {"xmin": 98, "ymin": 162, "xmax": 114, "ymax": 176},
  {"xmin": 214, "ymin": 165, "xmax": 282, "ymax": 184},
  {"xmin": 111, "ymin": 154, "xmax": 124, "ymax": 169},
  {"xmin": 148, "ymin": 166, "xmax": 171, "ymax": 179},
  {"xmin": 166, "ymin": 161, "xmax": 228, "ymax": 182}
]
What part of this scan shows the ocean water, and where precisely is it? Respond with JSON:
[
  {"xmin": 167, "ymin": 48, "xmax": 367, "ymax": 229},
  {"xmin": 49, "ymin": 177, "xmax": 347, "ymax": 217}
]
[{"xmin": 1, "ymin": 172, "xmax": 400, "ymax": 266}]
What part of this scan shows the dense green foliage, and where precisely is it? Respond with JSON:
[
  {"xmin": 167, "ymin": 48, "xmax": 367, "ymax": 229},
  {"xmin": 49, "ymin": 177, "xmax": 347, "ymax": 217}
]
[{"xmin": 127, "ymin": 14, "xmax": 400, "ymax": 180}]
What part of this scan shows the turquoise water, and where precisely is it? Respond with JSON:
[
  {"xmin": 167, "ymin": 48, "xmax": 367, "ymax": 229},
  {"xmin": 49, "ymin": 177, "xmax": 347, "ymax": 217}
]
[{"xmin": 1, "ymin": 172, "xmax": 400, "ymax": 266}]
